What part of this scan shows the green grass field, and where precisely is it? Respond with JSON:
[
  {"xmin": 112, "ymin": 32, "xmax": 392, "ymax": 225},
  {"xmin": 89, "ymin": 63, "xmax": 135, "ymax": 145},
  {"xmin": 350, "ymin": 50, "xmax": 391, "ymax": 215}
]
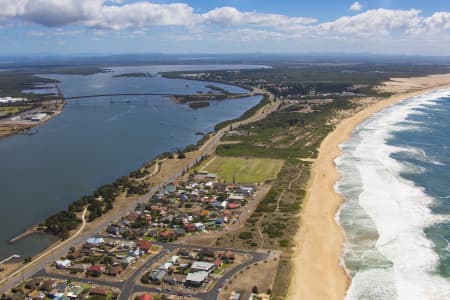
[
  {"xmin": 199, "ymin": 156, "xmax": 284, "ymax": 184},
  {"xmin": 0, "ymin": 105, "xmax": 31, "ymax": 117}
]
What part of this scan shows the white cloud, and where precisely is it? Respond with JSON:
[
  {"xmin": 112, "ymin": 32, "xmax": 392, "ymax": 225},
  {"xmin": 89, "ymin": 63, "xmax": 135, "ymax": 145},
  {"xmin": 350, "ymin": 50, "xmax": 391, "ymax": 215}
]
[
  {"xmin": 28, "ymin": 30, "xmax": 46, "ymax": 37},
  {"xmin": 316, "ymin": 9, "xmax": 423, "ymax": 38},
  {"xmin": 86, "ymin": 2, "xmax": 199, "ymax": 30},
  {"xmin": 350, "ymin": 2, "xmax": 363, "ymax": 12},
  {"xmin": 1, "ymin": 1, "xmax": 450, "ymax": 54},
  {"xmin": 0, "ymin": 0, "xmax": 103, "ymax": 26},
  {"xmin": 202, "ymin": 6, "xmax": 316, "ymax": 27}
]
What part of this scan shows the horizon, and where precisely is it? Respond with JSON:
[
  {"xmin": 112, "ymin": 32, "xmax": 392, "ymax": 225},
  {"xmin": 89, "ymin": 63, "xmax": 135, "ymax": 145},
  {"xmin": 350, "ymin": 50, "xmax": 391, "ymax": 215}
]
[{"xmin": 1, "ymin": 0, "xmax": 450, "ymax": 56}]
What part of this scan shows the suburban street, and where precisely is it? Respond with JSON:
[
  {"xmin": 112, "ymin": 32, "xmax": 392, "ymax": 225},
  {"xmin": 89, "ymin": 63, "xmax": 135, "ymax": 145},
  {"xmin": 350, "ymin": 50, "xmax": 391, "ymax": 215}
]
[
  {"xmin": 0, "ymin": 90, "xmax": 279, "ymax": 298},
  {"xmin": 34, "ymin": 243, "xmax": 271, "ymax": 300}
]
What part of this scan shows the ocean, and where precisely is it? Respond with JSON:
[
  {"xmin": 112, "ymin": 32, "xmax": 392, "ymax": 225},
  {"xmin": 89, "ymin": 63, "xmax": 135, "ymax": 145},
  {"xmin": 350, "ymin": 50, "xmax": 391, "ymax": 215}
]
[{"xmin": 337, "ymin": 89, "xmax": 450, "ymax": 299}]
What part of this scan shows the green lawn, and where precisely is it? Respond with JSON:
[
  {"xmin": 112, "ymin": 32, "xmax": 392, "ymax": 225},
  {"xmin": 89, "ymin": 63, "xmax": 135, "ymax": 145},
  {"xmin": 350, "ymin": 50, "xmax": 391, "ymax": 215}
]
[
  {"xmin": 199, "ymin": 156, "xmax": 284, "ymax": 184},
  {"xmin": 0, "ymin": 105, "xmax": 31, "ymax": 117}
]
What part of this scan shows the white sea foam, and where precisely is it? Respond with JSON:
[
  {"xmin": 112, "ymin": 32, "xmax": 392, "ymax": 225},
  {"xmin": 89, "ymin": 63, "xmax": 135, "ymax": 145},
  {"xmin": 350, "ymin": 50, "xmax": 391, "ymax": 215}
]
[
  {"xmin": 399, "ymin": 146, "xmax": 444, "ymax": 166},
  {"xmin": 339, "ymin": 89, "xmax": 450, "ymax": 300}
]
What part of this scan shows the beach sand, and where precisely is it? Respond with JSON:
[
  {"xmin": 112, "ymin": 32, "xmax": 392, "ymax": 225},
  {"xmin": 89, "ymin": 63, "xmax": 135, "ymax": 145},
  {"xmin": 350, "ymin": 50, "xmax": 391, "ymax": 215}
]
[{"xmin": 287, "ymin": 74, "xmax": 450, "ymax": 300}]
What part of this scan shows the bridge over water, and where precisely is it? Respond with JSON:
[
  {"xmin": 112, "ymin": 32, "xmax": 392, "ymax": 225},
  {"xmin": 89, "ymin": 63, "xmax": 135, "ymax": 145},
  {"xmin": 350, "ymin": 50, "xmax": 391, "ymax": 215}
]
[{"xmin": 63, "ymin": 93, "xmax": 178, "ymax": 100}]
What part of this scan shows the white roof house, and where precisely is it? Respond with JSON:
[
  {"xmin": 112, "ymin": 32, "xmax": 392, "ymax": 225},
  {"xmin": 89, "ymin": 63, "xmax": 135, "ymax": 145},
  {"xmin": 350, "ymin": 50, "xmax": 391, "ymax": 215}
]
[
  {"xmin": 194, "ymin": 223, "xmax": 205, "ymax": 230},
  {"xmin": 158, "ymin": 262, "xmax": 173, "ymax": 271},
  {"xmin": 190, "ymin": 261, "xmax": 215, "ymax": 273},
  {"xmin": 86, "ymin": 237, "xmax": 104, "ymax": 245},
  {"xmin": 30, "ymin": 113, "xmax": 47, "ymax": 122},
  {"xmin": 227, "ymin": 194, "xmax": 245, "ymax": 203},
  {"xmin": 55, "ymin": 259, "xmax": 72, "ymax": 269},
  {"xmin": 0, "ymin": 97, "xmax": 26, "ymax": 103},
  {"xmin": 186, "ymin": 271, "xmax": 209, "ymax": 284},
  {"xmin": 169, "ymin": 256, "xmax": 180, "ymax": 264}
]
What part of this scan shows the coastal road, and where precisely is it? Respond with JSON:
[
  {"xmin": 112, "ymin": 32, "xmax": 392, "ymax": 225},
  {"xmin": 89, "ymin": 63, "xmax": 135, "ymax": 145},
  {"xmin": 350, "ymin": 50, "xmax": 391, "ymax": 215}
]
[{"xmin": 0, "ymin": 208, "xmax": 87, "ymax": 292}]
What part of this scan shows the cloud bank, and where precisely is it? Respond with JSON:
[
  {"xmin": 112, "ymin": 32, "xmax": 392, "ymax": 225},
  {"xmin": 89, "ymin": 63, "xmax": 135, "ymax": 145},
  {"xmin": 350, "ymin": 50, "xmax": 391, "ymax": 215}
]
[{"xmin": 1, "ymin": 0, "xmax": 450, "ymax": 53}]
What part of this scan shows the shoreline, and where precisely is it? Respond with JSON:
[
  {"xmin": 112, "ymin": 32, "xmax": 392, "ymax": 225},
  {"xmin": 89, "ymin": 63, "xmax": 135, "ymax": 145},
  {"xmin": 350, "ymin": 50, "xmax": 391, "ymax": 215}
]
[
  {"xmin": 288, "ymin": 74, "xmax": 450, "ymax": 300},
  {"xmin": 0, "ymin": 99, "xmax": 64, "ymax": 140},
  {"xmin": 0, "ymin": 87, "xmax": 277, "ymax": 292}
]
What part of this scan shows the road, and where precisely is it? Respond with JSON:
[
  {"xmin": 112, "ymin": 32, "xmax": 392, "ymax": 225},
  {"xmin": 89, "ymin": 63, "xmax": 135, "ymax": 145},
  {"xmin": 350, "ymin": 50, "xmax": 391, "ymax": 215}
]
[
  {"xmin": 0, "ymin": 88, "xmax": 278, "ymax": 296},
  {"xmin": 36, "ymin": 243, "xmax": 269, "ymax": 300}
]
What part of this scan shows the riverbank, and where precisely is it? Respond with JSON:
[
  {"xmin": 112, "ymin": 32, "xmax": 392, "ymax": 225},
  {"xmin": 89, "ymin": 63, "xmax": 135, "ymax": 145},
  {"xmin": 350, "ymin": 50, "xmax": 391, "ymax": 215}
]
[
  {"xmin": 0, "ymin": 99, "xmax": 64, "ymax": 139},
  {"xmin": 288, "ymin": 73, "xmax": 450, "ymax": 300},
  {"xmin": 0, "ymin": 88, "xmax": 277, "ymax": 293}
]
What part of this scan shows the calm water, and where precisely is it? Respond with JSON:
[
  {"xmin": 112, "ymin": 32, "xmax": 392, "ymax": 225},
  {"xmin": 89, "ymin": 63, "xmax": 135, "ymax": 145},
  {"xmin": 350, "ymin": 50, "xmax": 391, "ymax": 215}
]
[
  {"xmin": 337, "ymin": 90, "xmax": 450, "ymax": 299},
  {"xmin": 0, "ymin": 65, "xmax": 264, "ymax": 260}
]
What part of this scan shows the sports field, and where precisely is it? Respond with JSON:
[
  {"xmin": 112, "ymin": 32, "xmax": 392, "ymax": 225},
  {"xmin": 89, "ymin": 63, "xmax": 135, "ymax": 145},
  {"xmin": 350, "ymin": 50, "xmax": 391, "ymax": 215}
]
[{"xmin": 199, "ymin": 156, "xmax": 284, "ymax": 184}]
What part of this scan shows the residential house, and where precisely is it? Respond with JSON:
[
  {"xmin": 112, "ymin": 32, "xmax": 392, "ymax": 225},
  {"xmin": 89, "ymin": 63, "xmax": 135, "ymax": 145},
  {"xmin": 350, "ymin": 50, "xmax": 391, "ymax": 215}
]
[
  {"xmin": 55, "ymin": 259, "xmax": 72, "ymax": 269},
  {"xmin": 119, "ymin": 240, "xmax": 136, "ymax": 250},
  {"xmin": 106, "ymin": 225, "xmax": 121, "ymax": 236},
  {"xmin": 190, "ymin": 261, "xmax": 216, "ymax": 273},
  {"xmin": 67, "ymin": 249, "xmax": 82, "ymax": 260},
  {"xmin": 214, "ymin": 258, "xmax": 223, "ymax": 268},
  {"xmin": 40, "ymin": 279, "xmax": 57, "ymax": 292},
  {"xmin": 66, "ymin": 286, "xmax": 84, "ymax": 299},
  {"xmin": 239, "ymin": 186, "xmax": 254, "ymax": 195},
  {"xmin": 220, "ymin": 250, "xmax": 235, "ymax": 263},
  {"xmin": 139, "ymin": 294, "xmax": 153, "ymax": 300},
  {"xmin": 149, "ymin": 269, "xmax": 167, "ymax": 283},
  {"xmin": 194, "ymin": 223, "xmax": 205, "ymax": 231},
  {"xmin": 126, "ymin": 212, "xmax": 140, "ymax": 223},
  {"xmin": 178, "ymin": 248, "xmax": 190, "ymax": 257},
  {"xmin": 169, "ymin": 256, "xmax": 180, "ymax": 264},
  {"xmin": 158, "ymin": 262, "xmax": 173, "ymax": 272},
  {"xmin": 70, "ymin": 264, "xmax": 87, "ymax": 273},
  {"xmin": 122, "ymin": 256, "xmax": 136, "ymax": 266},
  {"xmin": 159, "ymin": 229, "xmax": 176, "ymax": 241},
  {"xmin": 199, "ymin": 249, "xmax": 215, "ymax": 259},
  {"xmin": 86, "ymin": 237, "xmax": 104, "ymax": 246},
  {"xmin": 136, "ymin": 239, "xmax": 153, "ymax": 253},
  {"xmin": 107, "ymin": 265, "xmax": 124, "ymax": 276},
  {"xmin": 25, "ymin": 278, "xmax": 42, "ymax": 290},
  {"xmin": 28, "ymin": 290, "xmax": 45, "ymax": 300},
  {"xmin": 228, "ymin": 194, "xmax": 245, "ymax": 203},
  {"xmin": 228, "ymin": 203, "xmax": 241, "ymax": 210},
  {"xmin": 87, "ymin": 265, "xmax": 104, "ymax": 276},
  {"xmin": 184, "ymin": 223, "xmax": 196, "ymax": 232},
  {"xmin": 185, "ymin": 271, "xmax": 209, "ymax": 287},
  {"xmin": 89, "ymin": 287, "xmax": 108, "ymax": 297}
]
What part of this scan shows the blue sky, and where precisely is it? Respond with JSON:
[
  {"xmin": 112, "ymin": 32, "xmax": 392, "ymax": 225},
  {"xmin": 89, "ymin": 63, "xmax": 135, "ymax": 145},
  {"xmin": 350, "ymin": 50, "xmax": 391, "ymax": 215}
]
[{"xmin": 0, "ymin": 0, "xmax": 450, "ymax": 55}]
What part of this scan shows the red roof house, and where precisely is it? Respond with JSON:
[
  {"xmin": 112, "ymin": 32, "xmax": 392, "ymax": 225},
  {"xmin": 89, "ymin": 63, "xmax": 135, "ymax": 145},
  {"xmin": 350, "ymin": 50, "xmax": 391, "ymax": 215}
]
[
  {"xmin": 136, "ymin": 239, "xmax": 153, "ymax": 252},
  {"xmin": 139, "ymin": 294, "xmax": 153, "ymax": 300}
]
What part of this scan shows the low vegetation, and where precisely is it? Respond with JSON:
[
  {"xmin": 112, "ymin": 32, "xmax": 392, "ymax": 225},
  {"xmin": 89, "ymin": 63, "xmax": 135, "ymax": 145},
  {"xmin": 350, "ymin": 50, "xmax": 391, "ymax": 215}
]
[
  {"xmin": 197, "ymin": 156, "xmax": 284, "ymax": 184},
  {"xmin": 188, "ymin": 101, "xmax": 210, "ymax": 109}
]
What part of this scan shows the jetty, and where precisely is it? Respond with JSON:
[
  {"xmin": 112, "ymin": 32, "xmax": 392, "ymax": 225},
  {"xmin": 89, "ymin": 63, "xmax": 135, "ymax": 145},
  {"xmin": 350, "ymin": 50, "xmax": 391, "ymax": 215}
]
[
  {"xmin": 8, "ymin": 228, "xmax": 37, "ymax": 244},
  {"xmin": 0, "ymin": 255, "xmax": 20, "ymax": 265}
]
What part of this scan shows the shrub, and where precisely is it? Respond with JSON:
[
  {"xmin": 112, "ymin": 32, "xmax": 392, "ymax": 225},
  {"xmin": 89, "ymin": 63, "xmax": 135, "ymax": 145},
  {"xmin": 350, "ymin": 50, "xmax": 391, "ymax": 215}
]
[{"xmin": 238, "ymin": 231, "xmax": 253, "ymax": 240}]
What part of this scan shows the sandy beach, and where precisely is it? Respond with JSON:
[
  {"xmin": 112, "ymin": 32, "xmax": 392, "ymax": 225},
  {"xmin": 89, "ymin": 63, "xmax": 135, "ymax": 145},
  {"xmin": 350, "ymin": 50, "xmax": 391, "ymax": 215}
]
[{"xmin": 288, "ymin": 74, "xmax": 450, "ymax": 300}]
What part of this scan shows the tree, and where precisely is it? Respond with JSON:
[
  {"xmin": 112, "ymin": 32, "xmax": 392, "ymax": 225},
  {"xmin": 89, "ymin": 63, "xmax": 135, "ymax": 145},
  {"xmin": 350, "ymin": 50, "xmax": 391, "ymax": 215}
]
[
  {"xmin": 177, "ymin": 149, "xmax": 186, "ymax": 159},
  {"xmin": 23, "ymin": 257, "xmax": 32, "ymax": 264},
  {"xmin": 252, "ymin": 286, "xmax": 259, "ymax": 294}
]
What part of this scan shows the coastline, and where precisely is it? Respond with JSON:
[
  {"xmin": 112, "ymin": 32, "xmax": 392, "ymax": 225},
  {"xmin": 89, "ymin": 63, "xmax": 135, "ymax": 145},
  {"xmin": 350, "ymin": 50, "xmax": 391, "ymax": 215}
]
[
  {"xmin": 0, "ymin": 88, "xmax": 277, "ymax": 292},
  {"xmin": 0, "ymin": 99, "xmax": 64, "ymax": 140},
  {"xmin": 288, "ymin": 74, "xmax": 450, "ymax": 300},
  {"xmin": 1, "ymin": 89, "xmax": 267, "ymax": 248}
]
